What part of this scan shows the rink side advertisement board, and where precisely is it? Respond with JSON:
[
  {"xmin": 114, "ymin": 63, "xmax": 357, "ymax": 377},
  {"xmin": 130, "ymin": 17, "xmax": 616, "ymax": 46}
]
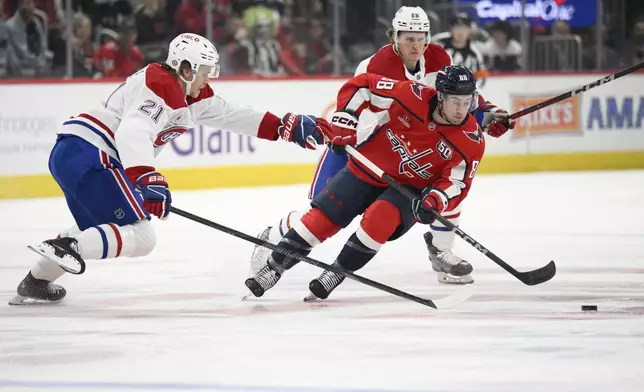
[{"xmin": 1, "ymin": 73, "xmax": 643, "ymax": 198}]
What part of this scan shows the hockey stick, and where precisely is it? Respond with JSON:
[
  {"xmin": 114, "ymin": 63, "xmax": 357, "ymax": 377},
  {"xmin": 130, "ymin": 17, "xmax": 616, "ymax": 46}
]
[
  {"xmin": 508, "ymin": 61, "xmax": 644, "ymax": 120},
  {"xmin": 344, "ymin": 145, "xmax": 556, "ymax": 286},
  {"xmin": 169, "ymin": 206, "xmax": 474, "ymax": 310}
]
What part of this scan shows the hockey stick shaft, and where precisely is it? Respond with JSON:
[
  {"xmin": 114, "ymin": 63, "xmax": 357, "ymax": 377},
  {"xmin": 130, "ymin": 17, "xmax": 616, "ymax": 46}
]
[
  {"xmin": 508, "ymin": 61, "xmax": 644, "ymax": 120},
  {"xmin": 169, "ymin": 206, "xmax": 462, "ymax": 309},
  {"xmin": 344, "ymin": 146, "xmax": 555, "ymax": 286}
]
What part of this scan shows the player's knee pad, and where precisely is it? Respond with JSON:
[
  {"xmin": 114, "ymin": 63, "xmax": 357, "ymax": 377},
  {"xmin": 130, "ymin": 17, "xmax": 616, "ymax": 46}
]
[
  {"xmin": 119, "ymin": 219, "xmax": 156, "ymax": 257},
  {"xmin": 299, "ymin": 208, "xmax": 341, "ymax": 245},
  {"xmin": 361, "ymin": 200, "xmax": 402, "ymax": 243}
]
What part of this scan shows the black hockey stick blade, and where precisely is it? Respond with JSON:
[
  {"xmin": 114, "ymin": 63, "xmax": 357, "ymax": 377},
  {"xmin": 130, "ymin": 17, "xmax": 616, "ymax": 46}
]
[
  {"xmin": 170, "ymin": 206, "xmax": 474, "ymax": 310},
  {"xmin": 344, "ymin": 146, "xmax": 556, "ymax": 286},
  {"xmin": 516, "ymin": 260, "xmax": 556, "ymax": 286}
]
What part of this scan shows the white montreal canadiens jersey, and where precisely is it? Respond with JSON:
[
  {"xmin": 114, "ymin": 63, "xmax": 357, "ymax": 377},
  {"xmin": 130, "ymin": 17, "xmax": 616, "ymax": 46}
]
[{"xmin": 59, "ymin": 63, "xmax": 279, "ymax": 170}]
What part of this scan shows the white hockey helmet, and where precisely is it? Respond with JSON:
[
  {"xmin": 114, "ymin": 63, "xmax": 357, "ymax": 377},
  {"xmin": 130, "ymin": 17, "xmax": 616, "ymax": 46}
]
[
  {"xmin": 166, "ymin": 33, "xmax": 220, "ymax": 93},
  {"xmin": 392, "ymin": 6, "xmax": 431, "ymax": 41}
]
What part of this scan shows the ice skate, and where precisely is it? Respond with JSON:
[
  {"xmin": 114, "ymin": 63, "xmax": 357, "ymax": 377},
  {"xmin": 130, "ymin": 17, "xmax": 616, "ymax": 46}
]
[
  {"xmin": 28, "ymin": 237, "xmax": 86, "ymax": 275},
  {"xmin": 244, "ymin": 264, "xmax": 282, "ymax": 297},
  {"xmin": 8, "ymin": 272, "xmax": 66, "ymax": 305},
  {"xmin": 248, "ymin": 226, "xmax": 272, "ymax": 277},
  {"xmin": 305, "ymin": 270, "xmax": 345, "ymax": 301},
  {"xmin": 425, "ymin": 232, "xmax": 474, "ymax": 284}
]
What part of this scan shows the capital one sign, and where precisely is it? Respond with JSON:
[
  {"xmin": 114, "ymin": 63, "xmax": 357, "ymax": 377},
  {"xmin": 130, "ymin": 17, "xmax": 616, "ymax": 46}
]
[{"xmin": 475, "ymin": 0, "xmax": 595, "ymax": 27}]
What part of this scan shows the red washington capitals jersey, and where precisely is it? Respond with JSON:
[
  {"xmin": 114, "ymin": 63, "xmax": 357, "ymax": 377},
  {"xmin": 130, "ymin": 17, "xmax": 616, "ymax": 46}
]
[{"xmin": 338, "ymin": 73, "xmax": 485, "ymax": 214}]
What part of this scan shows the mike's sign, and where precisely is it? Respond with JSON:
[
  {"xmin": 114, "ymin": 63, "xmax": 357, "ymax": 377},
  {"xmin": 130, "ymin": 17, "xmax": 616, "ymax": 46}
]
[{"xmin": 475, "ymin": 0, "xmax": 596, "ymax": 27}]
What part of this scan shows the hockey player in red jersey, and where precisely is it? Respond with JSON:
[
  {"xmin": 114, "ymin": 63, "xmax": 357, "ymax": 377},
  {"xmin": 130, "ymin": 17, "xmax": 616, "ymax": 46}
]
[
  {"xmin": 248, "ymin": 6, "xmax": 513, "ymax": 287},
  {"xmin": 9, "ymin": 33, "xmax": 340, "ymax": 305},
  {"xmin": 245, "ymin": 65, "xmax": 485, "ymax": 299}
]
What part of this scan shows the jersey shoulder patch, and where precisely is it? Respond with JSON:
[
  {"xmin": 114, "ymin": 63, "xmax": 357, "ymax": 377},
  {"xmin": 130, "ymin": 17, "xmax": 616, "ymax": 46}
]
[{"xmin": 144, "ymin": 64, "xmax": 187, "ymax": 110}]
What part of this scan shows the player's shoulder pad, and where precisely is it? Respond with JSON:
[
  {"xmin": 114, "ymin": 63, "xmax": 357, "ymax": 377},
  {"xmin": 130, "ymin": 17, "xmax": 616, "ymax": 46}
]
[
  {"xmin": 186, "ymin": 84, "xmax": 215, "ymax": 106},
  {"xmin": 144, "ymin": 64, "xmax": 187, "ymax": 110},
  {"xmin": 424, "ymin": 43, "xmax": 452, "ymax": 68},
  {"xmin": 366, "ymin": 44, "xmax": 398, "ymax": 73}
]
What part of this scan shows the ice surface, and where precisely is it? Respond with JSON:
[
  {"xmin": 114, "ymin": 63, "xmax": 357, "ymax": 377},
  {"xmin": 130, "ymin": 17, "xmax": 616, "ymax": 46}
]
[{"xmin": 1, "ymin": 171, "xmax": 643, "ymax": 392}]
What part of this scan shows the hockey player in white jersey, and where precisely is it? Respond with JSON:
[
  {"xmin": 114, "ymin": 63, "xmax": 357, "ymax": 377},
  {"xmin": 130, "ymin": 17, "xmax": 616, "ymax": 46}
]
[{"xmin": 9, "ymin": 33, "xmax": 337, "ymax": 305}]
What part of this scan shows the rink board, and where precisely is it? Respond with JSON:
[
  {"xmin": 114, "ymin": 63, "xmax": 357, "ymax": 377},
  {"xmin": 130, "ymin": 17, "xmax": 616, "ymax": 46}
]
[{"xmin": 1, "ymin": 73, "xmax": 644, "ymax": 198}]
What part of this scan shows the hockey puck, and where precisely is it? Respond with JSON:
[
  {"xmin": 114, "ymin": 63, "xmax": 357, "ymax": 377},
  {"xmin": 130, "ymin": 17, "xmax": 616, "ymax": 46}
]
[{"xmin": 581, "ymin": 305, "xmax": 598, "ymax": 311}]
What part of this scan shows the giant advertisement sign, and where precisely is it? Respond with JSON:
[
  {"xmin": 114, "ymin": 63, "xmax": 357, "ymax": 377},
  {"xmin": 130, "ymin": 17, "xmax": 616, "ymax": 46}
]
[{"xmin": 474, "ymin": 0, "xmax": 597, "ymax": 27}]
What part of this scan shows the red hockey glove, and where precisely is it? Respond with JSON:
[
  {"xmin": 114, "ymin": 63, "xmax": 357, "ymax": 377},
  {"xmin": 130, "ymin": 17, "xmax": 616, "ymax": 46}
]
[
  {"xmin": 278, "ymin": 113, "xmax": 327, "ymax": 149},
  {"xmin": 482, "ymin": 109, "xmax": 516, "ymax": 138},
  {"xmin": 322, "ymin": 110, "xmax": 358, "ymax": 153},
  {"xmin": 126, "ymin": 166, "xmax": 172, "ymax": 220},
  {"xmin": 411, "ymin": 188, "xmax": 447, "ymax": 225}
]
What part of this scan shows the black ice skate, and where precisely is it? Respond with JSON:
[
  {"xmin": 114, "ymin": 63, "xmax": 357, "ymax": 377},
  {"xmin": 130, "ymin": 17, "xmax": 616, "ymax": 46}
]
[
  {"xmin": 8, "ymin": 272, "xmax": 67, "ymax": 305},
  {"xmin": 28, "ymin": 237, "xmax": 86, "ymax": 275},
  {"xmin": 245, "ymin": 264, "xmax": 281, "ymax": 297},
  {"xmin": 425, "ymin": 232, "xmax": 474, "ymax": 285},
  {"xmin": 306, "ymin": 270, "xmax": 345, "ymax": 300}
]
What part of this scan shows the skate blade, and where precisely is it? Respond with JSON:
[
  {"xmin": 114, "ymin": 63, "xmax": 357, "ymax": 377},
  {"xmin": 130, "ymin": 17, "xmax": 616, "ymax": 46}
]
[
  {"xmin": 303, "ymin": 292, "xmax": 319, "ymax": 302},
  {"xmin": 437, "ymin": 272, "xmax": 474, "ymax": 285},
  {"xmin": 27, "ymin": 244, "xmax": 84, "ymax": 275},
  {"xmin": 8, "ymin": 294, "xmax": 62, "ymax": 306}
]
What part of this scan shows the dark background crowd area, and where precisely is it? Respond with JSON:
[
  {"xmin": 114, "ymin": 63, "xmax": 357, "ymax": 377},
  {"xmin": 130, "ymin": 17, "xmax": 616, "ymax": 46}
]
[{"xmin": 0, "ymin": 0, "xmax": 643, "ymax": 79}]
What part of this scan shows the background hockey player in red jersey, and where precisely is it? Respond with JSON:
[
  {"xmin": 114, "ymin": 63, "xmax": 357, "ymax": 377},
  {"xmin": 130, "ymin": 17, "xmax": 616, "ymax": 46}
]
[
  {"xmin": 248, "ymin": 5, "xmax": 514, "ymax": 287},
  {"xmin": 245, "ymin": 65, "xmax": 485, "ymax": 299},
  {"xmin": 9, "ymin": 33, "xmax": 342, "ymax": 305}
]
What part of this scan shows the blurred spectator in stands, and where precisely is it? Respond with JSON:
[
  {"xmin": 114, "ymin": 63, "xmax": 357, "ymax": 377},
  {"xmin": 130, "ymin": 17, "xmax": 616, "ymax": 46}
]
[
  {"xmin": 219, "ymin": 14, "xmax": 252, "ymax": 75},
  {"xmin": 135, "ymin": 0, "xmax": 169, "ymax": 45},
  {"xmin": 70, "ymin": 12, "xmax": 94, "ymax": 77},
  {"xmin": 280, "ymin": 38, "xmax": 306, "ymax": 75},
  {"xmin": 6, "ymin": 0, "xmax": 50, "ymax": 76},
  {"xmin": 304, "ymin": 18, "xmax": 335, "ymax": 74},
  {"xmin": 241, "ymin": 14, "xmax": 283, "ymax": 76},
  {"xmin": 0, "ymin": 4, "xmax": 19, "ymax": 77},
  {"xmin": 135, "ymin": 0, "xmax": 169, "ymax": 63},
  {"xmin": 92, "ymin": 0, "xmax": 133, "ymax": 31},
  {"xmin": 242, "ymin": 1, "xmax": 280, "ymax": 39},
  {"xmin": 174, "ymin": 0, "xmax": 229, "ymax": 43},
  {"xmin": 622, "ymin": 16, "xmax": 644, "ymax": 66},
  {"xmin": 580, "ymin": 26, "xmax": 623, "ymax": 70},
  {"xmin": 531, "ymin": 19, "xmax": 580, "ymax": 71},
  {"xmin": 234, "ymin": 0, "xmax": 284, "ymax": 21},
  {"xmin": 480, "ymin": 21, "xmax": 522, "ymax": 71},
  {"xmin": 93, "ymin": 18, "xmax": 144, "ymax": 77}
]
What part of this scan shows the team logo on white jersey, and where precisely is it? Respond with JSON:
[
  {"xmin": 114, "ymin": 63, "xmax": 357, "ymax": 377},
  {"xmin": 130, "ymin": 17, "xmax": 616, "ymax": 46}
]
[
  {"xmin": 386, "ymin": 129, "xmax": 433, "ymax": 179},
  {"xmin": 154, "ymin": 128, "xmax": 188, "ymax": 147}
]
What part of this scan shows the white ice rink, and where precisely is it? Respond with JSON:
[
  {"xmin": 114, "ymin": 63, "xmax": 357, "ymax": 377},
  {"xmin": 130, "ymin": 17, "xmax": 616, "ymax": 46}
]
[{"xmin": 1, "ymin": 171, "xmax": 643, "ymax": 392}]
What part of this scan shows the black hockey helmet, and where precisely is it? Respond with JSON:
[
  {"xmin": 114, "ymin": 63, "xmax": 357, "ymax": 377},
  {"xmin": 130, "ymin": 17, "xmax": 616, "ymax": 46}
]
[{"xmin": 435, "ymin": 65, "xmax": 477, "ymax": 96}]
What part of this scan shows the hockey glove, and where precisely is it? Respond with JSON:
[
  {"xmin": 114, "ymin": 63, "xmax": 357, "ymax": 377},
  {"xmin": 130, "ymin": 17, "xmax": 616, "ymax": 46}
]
[
  {"xmin": 411, "ymin": 188, "xmax": 447, "ymax": 225},
  {"xmin": 126, "ymin": 166, "xmax": 172, "ymax": 220},
  {"xmin": 476, "ymin": 104, "xmax": 515, "ymax": 138},
  {"xmin": 324, "ymin": 110, "xmax": 358, "ymax": 153},
  {"xmin": 278, "ymin": 113, "xmax": 327, "ymax": 149}
]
